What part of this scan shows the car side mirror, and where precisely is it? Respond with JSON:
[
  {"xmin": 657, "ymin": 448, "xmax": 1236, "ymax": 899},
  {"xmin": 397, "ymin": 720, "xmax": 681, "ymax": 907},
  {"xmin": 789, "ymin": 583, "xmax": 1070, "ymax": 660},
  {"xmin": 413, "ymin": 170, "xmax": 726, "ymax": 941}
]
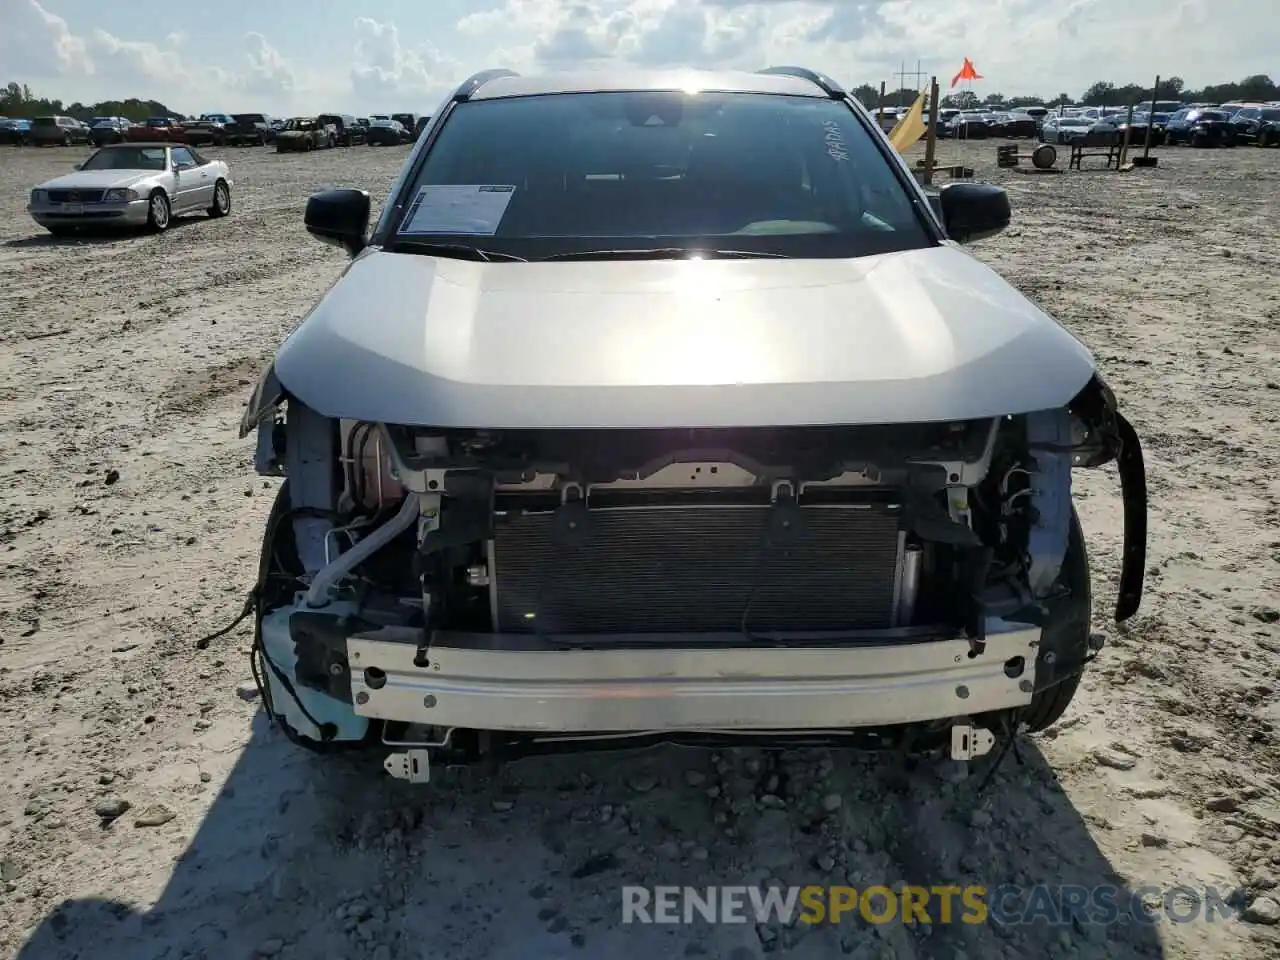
[
  {"xmin": 305, "ymin": 188, "xmax": 371, "ymax": 257},
  {"xmin": 938, "ymin": 182, "xmax": 1011, "ymax": 243}
]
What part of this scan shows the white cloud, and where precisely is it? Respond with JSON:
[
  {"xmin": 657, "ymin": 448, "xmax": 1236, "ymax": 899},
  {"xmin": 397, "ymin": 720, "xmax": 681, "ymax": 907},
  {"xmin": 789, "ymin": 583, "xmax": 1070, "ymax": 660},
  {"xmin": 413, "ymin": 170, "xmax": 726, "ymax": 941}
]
[
  {"xmin": 240, "ymin": 32, "xmax": 296, "ymax": 98},
  {"xmin": 1, "ymin": 0, "xmax": 1273, "ymax": 115},
  {"xmin": 0, "ymin": 0, "xmax": 91, "ymax": 76},
  {"xmin": 452, "ymin": 0, "xmax": 1274, "ymax": 99},
  {"xmin": 350, "ymin": 17, "xmax": 456, "ymax": 106}
]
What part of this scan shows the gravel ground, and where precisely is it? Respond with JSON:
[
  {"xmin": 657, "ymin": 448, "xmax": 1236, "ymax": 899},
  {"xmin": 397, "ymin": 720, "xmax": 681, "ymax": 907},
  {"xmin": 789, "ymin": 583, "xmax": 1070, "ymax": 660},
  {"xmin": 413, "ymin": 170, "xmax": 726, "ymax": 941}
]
[{"xmin": 1, "ymin": 137, "xmax": 1279, "ymax": 960}]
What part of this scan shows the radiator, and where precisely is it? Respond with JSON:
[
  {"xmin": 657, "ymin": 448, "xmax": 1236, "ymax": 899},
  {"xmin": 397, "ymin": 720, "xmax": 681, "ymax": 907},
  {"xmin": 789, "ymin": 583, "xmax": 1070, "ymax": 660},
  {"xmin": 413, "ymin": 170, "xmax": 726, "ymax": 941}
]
[{"xmin": 490, "ymin": 503, "xmax": 903, "ymax": 635}]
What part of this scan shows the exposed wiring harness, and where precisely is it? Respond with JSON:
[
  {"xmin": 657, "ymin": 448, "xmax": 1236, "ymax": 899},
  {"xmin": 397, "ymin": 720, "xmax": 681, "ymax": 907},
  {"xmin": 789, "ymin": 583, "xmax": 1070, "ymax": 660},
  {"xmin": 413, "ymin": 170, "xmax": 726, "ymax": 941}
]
[{"xmin": 195, "ymin": 502, "xmax": 343, "ymax": 748}]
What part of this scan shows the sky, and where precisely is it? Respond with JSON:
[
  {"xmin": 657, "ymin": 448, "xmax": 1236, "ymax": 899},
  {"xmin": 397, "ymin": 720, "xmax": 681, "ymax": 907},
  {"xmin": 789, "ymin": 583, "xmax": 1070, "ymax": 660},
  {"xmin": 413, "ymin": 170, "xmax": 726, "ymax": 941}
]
[{"xmin": 1, "ymin": 0, "xmax": 1272, "ymax": 116}]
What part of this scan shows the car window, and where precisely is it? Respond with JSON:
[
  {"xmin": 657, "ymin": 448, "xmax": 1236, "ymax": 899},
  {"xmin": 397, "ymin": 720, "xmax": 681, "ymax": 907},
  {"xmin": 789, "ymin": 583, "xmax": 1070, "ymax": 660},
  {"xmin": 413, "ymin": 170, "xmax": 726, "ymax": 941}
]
[
  {"xmin": 82, "ymin": 147, "xmax": 167, "ymax": 171},
  {"xmin": 171, "ymin": 147, "xmax": 197, "ymax": 167},
  {"xmin": 393, "ymin": 91, "xmax": 932, "ymax": 260}
]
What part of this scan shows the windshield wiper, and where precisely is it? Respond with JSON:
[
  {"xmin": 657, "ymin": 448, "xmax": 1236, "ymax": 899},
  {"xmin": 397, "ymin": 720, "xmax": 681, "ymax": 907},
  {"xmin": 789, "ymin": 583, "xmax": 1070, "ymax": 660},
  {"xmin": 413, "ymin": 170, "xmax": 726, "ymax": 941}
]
[
  {"xmin": 539, "ymin": 247, "xmax": 790, "ymax": 262},
  {"xmin": 392, "ymin": 239, "xmax": 527, "ymax": 262}
]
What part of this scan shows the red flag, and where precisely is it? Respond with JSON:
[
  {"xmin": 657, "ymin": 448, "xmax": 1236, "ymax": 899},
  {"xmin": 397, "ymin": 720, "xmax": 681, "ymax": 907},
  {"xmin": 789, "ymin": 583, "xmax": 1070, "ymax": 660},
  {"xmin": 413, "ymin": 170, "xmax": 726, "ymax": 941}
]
[{"xmin": 950, "ymin": 57, "xmax": 983, "ymax": 88}]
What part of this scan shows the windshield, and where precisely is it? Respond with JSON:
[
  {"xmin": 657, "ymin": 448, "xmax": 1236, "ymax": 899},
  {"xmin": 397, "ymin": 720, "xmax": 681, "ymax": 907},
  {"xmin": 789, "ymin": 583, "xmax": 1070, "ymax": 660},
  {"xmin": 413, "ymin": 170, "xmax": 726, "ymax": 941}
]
[
  {"xmin": 81, "ymin": 146, "xmax": 167, "ymax": 171},
  {"xmin": 286, "ymin": 119, "xmax": 316, "ymax": 130},
  {"xmin": 391, "ymin": 91, "xmax": 932, "ymax": 260}
]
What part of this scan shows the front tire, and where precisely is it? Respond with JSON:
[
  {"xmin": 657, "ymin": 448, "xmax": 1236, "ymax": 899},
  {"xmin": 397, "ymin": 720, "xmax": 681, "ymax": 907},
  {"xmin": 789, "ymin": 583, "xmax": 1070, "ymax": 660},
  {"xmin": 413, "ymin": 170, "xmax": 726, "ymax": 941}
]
[
  {"xmin": 146, "ymin": 190, "xmax": 171, "ymax": 233},
  {"xmin": 208, "ymin": 179, "xmax": 231, "ymax": 218}
]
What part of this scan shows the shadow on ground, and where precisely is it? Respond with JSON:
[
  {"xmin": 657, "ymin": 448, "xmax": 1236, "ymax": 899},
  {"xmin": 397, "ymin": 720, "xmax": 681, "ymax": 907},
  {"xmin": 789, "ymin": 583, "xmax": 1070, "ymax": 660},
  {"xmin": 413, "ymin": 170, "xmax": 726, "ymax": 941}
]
[
  {"xmin": 16, "ymin": 718, "xmax": 1168, "ymax": 960},
  {"xmin": 4, "ymin": 218, "xmax": 205, "ymax": 248}
]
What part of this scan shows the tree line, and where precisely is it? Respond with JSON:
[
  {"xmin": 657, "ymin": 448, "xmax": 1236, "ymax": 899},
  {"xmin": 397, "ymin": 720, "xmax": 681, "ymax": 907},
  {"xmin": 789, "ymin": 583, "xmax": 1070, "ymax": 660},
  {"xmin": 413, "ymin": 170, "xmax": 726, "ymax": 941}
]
[
  {"xmin": 852, "ymin": 74, "xmax": 1276, "ymax": 110},
  {"xmin": 0, "ymin": 82, "xmax": 182, "ymax": 122}
]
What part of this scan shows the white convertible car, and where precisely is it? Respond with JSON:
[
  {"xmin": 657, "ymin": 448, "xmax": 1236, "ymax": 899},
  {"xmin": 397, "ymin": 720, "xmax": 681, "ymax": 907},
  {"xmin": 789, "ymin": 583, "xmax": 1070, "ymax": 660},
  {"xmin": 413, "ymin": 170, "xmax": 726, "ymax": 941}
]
[
  {"xmin": 27, "ymin": 142, "xmax": 232, "ymax": 236},
  {"xmin": 236, "ymin": 67, "xmax": 1147, "ymax": 782}
]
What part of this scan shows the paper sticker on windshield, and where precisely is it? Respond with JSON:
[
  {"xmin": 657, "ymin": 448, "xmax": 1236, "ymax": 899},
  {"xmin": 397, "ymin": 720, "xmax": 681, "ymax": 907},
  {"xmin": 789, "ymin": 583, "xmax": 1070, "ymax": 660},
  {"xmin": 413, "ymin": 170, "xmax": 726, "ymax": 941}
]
[{"xmin": 400, "ymin": 185, "xmax": 516, "ymax": 236}]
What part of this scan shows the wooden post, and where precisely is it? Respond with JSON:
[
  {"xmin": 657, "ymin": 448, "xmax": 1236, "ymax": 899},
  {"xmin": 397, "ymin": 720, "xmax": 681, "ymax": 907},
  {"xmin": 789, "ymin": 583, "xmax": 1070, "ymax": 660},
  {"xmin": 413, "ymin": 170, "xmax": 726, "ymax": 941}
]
[
  {"xmin": 1118, "ymin": 100, "xmax": 1135, "ymax": 167},
  {"xmin": 923, "ymin": 77, "xmax": 939, "ymax": 186},
  {"xmin": 1143, "ymin": 75, "xmax": 1159, "ymax": 158}
]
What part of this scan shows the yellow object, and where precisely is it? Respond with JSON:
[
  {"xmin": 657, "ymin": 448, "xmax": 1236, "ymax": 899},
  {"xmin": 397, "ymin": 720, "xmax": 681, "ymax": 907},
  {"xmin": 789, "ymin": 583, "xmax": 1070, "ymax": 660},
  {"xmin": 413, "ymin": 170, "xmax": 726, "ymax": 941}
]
[{"xmin": 889, "ymin": 91, "xmax": 928, "ymax": 153}]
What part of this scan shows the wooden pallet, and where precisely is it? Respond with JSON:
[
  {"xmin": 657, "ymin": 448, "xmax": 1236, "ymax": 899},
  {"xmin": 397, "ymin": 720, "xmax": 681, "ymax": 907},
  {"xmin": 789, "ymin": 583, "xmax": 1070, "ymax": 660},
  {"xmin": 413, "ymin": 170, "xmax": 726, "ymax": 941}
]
[{"xmin": 911, "ymin": 161, "xmax": 974, "ymax": 182}]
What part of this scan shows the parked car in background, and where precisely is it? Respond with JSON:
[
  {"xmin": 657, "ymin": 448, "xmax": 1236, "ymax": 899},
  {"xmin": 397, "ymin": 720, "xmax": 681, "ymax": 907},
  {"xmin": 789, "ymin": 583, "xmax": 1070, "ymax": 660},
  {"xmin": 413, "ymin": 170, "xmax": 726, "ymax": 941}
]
[
  {"xmin": 200, "ymin": 112, "xmax": 236, "ymax": 126},
  {"xmin": 228, "ymin": 113, "xmax": 276, "ymax": 146},
  {"xmin": 30, "ymin": 116, "xmax": 91, "ymax": 147},
  {"xmin": 1089, "ymin": 113, "xmax": 1162, "ymax": 146},
  {"xmin": 277, "ymin": 118, "xmax": 337, "ymax": 152},
  {"xmin": 88, "ymin": 117, "xmax": 132, "ymax": 146},
  {"xmin": 391, "ymin": 113, "xmax": 421, "ymax": 137},
  {"xmin": 318, "ymin": 114, "xmax": 365, "ymax": 146},
  {"xmin": 27, "ymin": 142, "xmax": 232, "ymax": 236},
  {"xmin": 943, "ymin": 111, "xmax": 991, "ymax": 139},
  {"xmin": 0, "ymin": 118, "xmax": 32, "ymax": 145},
  {"xmin": 415, "ymin": 115, "xmax": 431, "ymax": 136},
  {"xmin": 999, "ymin": 113, "xmax": 1039, "ymax": 138},
  {"xmin": 125, "ymin": 117, "xmax": 187, "ymax": 143},
  {"xmin": 1217, "ymin": 102, "xmax": 1265, "ymax": 117},
  {"xmin": 1040, "ymin": 115, "xmax": 1095, "ymax": 143},
  {"xmin": 184, "ymin": 119, "xmax": 232, "ymax": 147},
  {"xmin": 871, "ymin": 107, "xmax": 900, "ymax": 133},
  {"xmin": 1230, "ymin": 106, "xmax": 1280, "ymax": 146},
  {"xmin": 1164, "ymin": 108, "xmax": 1237, "ymax": 147},
  {"xmin": 366, "ymin": 117, "xmax": 410, "ymax": 146}
]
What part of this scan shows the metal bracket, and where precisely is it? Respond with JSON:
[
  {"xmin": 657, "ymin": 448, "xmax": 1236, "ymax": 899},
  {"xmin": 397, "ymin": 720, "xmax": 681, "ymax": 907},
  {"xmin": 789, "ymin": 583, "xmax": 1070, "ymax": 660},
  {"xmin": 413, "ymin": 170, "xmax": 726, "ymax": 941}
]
[
  {"xmin": 384, "ymin": 749, "xmax": 432, "ymax": 783},
  {"xmin": 950, "ymin": 724, "xmax": 996, "ymax": 760}
]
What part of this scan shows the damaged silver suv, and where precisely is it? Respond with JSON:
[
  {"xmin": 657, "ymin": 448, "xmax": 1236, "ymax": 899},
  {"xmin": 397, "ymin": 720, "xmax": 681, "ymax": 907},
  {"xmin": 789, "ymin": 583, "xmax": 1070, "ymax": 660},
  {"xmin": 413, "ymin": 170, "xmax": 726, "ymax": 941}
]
[{"xmin": 238, "ymin": 67, "xmax": 1147, "ymax": 781}]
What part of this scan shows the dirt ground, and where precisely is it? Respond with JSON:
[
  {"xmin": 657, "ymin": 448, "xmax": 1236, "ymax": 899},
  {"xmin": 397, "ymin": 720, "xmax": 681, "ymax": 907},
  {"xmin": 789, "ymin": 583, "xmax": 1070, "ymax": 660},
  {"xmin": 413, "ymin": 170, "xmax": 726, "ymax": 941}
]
[{"xmin": 0, "ymin": 135, "xmax": 1278, "ymax": 960}]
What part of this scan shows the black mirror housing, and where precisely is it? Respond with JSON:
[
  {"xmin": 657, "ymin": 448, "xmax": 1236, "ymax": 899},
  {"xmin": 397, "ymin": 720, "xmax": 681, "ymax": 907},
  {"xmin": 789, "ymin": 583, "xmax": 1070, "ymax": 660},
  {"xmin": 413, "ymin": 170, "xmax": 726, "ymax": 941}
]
[
  {"xmin": 305, "ymin": 188, "xmax": 371, "ymax": 257},
  {"xmin": 938, "ymin": 182, "xmax": 1011, "ymax": 243}
]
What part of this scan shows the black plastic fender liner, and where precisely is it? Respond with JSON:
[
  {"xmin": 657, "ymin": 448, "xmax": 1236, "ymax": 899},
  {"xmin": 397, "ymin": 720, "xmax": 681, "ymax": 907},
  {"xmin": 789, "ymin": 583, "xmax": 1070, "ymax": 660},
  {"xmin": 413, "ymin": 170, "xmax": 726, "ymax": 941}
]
[
  {"xmin": 1113, "ymin": 412, "xmax": 1147, "ymax": 622},
  {"xmin": 1064, "ymin": 375, "xmax": 1148, "ymax": 622}
]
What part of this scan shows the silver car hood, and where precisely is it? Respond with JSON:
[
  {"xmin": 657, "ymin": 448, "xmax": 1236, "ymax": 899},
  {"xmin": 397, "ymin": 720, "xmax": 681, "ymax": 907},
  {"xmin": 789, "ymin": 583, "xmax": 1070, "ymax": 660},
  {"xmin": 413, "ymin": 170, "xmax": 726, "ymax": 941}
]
[
  {"xmin": 273, "ymin": 245, "xmax": 1097, "ymax": 429},
  {"xmin": 38, "ymin": 170, "xmax": 159, "ymax": 190}
]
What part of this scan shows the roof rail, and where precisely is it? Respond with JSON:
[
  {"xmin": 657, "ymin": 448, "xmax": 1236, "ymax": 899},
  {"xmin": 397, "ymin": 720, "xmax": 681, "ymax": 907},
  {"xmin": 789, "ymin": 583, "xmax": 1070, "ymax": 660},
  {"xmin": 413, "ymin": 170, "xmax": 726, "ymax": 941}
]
[
  {"xmin": 454, "ymin": 69, "xmax": 520, "ymax": 102},
  {"xmin": 757, "ymin": 66, "xmax": 845, "ymax": 99}
]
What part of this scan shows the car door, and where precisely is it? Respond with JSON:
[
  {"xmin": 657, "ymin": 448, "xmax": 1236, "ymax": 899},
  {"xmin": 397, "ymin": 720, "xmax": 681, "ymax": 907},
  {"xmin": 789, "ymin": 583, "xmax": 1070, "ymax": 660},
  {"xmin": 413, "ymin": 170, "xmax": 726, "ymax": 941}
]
[{"xmin": 169, "ymin": 146, "xmax": 209, "ymax": 210}]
